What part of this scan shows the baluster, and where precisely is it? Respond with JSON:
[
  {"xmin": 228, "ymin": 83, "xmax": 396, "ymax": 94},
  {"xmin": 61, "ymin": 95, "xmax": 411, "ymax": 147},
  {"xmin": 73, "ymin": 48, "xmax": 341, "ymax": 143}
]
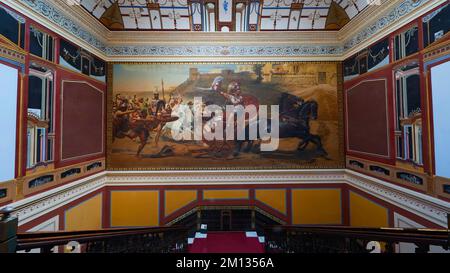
[
  {"xmin": 41, "ymin": 245, "xmax": 54, "ymax": 253},
  {"xmin": 415, "ymin": 243, "xmax": 430, "ymax": 253}
]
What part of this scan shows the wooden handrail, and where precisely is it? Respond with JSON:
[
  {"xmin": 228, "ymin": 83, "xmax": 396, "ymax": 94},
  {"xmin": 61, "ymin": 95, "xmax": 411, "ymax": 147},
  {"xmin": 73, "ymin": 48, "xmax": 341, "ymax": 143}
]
[
  {"xmin": 16, "ymin": 226, "xmax": 188, "ymax": 251},
  {"xmin": 264, "ymin": 225, "xmax": 450, "ymax": 247}
]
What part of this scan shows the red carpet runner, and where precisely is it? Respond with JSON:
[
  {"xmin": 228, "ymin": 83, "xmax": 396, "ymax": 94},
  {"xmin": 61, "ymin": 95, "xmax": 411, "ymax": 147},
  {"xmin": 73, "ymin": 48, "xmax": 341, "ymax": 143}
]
[{"xmin": 188, "ymin": 232, "xmax": 265, "ymax": 253}]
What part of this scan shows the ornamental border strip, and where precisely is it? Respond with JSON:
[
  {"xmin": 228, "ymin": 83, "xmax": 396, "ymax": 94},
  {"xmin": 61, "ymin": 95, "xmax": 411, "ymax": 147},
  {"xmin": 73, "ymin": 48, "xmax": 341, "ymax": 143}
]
[{"xmin": 16, "ymin": 0, "xmax": 428, "ymax": 57}]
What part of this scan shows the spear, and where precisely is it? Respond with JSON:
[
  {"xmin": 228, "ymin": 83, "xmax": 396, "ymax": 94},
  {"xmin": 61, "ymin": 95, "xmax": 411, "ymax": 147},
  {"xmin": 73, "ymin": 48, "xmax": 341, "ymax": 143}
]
[{"xmin": 161, "ymin": 78, "xmax": 165, "ymax": 102}]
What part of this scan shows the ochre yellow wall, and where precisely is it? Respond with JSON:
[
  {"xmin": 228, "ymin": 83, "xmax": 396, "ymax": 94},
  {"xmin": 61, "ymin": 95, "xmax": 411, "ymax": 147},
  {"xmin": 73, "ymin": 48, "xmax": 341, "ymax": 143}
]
[
  {"xmin": 65, "ymin": 193, "xmax": 103, "ymax": 231},
  {"xmin": 203, "ymin": 189, "xmax": 249, "ymax": 200},
  {"xmin": 165, "ymin": 190, "xmax": 197, "ymax": 216},
  {"xmin": 292, "ymin": 188, "xmax": 342, "ymax": 225},
  {"xmin": 349, "ymin": 191, "xmax": 388, "ymax": 227},
  {"xmin": 111, "ymin": 190, "xmax": 159, "ymax": 227},
  {"xmin": 255, "ymin": 189, "xmax": 287, "ymax": 214}
]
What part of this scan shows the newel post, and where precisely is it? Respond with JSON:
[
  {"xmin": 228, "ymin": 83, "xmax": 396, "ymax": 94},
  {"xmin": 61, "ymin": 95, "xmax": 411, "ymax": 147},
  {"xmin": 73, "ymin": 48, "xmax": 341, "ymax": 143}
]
[{"xmin": 0, "ymin": 206, "xmax": 18, "ymax": 253}]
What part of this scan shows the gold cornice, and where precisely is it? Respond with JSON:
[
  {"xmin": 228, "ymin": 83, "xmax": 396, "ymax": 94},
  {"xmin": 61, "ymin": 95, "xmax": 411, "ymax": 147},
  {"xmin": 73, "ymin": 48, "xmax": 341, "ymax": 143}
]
[
  {"xmin": 0, "ymin": 35, "xmax": 27, "ymax": 56},
  {"xmin": 423, "ymin": 34, "xmax": 450, "ymax": 58}
]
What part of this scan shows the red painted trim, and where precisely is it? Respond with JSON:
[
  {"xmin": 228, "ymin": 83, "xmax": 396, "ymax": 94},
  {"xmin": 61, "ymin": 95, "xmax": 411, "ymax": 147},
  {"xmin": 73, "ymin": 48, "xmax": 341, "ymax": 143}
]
[
  {"xmin": 253, "ymin": 200, "xmax": 288, "ymax": 222},
  {"xmin": 437, "ymin": 195, "xmax": 450, "ymax": 203},
  {"xmin": 20, "ymin": 67, "xmax": 29, "ymax": 177},
  {"xmin": 252, "ymin": 188, "xmax": 288, "ymax": 218},
  {"xmin": 418, "ymin": 16, "xmax": 425, "ymax": 52},
  {"xmin": 286, "ymin": 188, "xmax": 292, "ymax": 225},
  {"xmin": 388, "ymin": 209, "xmax": 395, "ymax": 228},
  {"xmin": 197, "ymin": 189, "xmax": 203, "ymax": 201},
  {"xmin": 24, "ymin": 14, "xmax": 30, "ymax": 53},
  {"xmin": 159, "ymin": 190, "xmax": 164, "ymax": 226},
  {"xmin": 162, "ymin": 201, "xmax": 199, "ymax": 225},
  {"xmin": 249, "ymin": 188, "xmax": 255, "ymax": 200},
  {"xmin": 58, "ymin": 211, "xmax": 65, "ymax": 232},
  {"xmin": 55, "ymin": 37, "xmax": 60, "ymax": 65},
  {"xmin": 341, "ymin": 184, "xmax": 350, "ymax": 226},
  {"xmin": 102, "ymin": 187, "xmax": 110, "ymax": 228},
  {"xmin": 54, "ymin": 64, "xmax": 62, "ymax": 170}
]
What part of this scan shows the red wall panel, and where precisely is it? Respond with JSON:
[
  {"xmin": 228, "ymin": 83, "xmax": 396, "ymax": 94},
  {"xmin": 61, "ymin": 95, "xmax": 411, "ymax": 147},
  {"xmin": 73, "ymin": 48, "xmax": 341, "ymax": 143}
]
[
  {"xmin": 60, "ymin": 80, "xmax": 104, "ymax": 164},
  {"xmin": 346, "ymin": 79, "xmax": 390, "ymax": 159}
]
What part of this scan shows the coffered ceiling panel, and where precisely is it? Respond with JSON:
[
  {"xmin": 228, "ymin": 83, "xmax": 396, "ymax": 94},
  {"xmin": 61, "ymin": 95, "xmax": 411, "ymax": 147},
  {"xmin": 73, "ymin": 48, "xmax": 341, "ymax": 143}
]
[{"xmin": 79, "ymin": 0, "xmax": 371, "ymax": 31}]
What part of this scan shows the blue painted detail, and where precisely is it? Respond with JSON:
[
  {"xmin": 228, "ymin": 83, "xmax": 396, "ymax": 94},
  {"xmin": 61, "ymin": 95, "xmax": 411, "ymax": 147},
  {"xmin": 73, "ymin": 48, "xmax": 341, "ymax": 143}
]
[{"xmin": 223, "ymin": 0, "xmax": 229, "ymax": 12}]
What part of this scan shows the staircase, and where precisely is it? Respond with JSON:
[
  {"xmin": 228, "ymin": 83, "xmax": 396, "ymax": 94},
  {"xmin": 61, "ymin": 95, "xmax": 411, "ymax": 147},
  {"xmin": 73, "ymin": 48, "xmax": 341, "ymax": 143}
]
[{"xmin": 188, "ymin": 231, "xmax": 265, "ymax": 253}]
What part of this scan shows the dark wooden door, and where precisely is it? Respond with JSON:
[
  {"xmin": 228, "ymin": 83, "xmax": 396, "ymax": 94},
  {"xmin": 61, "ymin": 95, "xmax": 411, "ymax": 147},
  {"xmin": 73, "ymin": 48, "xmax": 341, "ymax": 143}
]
[{"xmin": 221, "ymin": 210, "xmax": 232, "ymax": 231}]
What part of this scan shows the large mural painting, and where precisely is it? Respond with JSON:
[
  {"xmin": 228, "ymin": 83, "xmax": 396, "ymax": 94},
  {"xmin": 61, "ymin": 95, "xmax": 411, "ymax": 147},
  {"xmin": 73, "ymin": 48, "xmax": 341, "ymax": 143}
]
[{"xmin": 108, "ymin": 62, "xmax": 344, "ymax": 170}]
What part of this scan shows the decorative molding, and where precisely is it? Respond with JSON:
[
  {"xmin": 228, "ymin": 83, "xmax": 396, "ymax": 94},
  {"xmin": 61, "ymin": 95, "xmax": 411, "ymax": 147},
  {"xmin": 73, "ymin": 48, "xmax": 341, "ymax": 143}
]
[
  {"xmin": 3, "ymin": 169, "xmax": 449, "ymax": 228},
  {"xmin": 105, "ymin": 44, "xmax": 343, "ymax": 58},
  {"xmin": 22, "ymin": 158, "xmax": 105, "ymax": 196},
  {"xmin": 7, "ymin": 172, "xmax": 106, "ymax": 226},
  {"xmin": 0, "ymin": 40, "xmax": 26, "ymax": 69},
  {"xmin": 345, "ymin": 169, "xmax": 449, "ymax": 228},
  {"xmin": 0, "ymin": 0, "xmax": 443, "ymax": 60},
  {"xmin": 346, "ymin": 156, "xmax": 428, "ymax": 193},
  {"xmin": 106, "ymin": 169, "xmax": 347, "ymax": 186},
  {"xmin": 423, "ymin": 37, "xmax": 450, "ymax": 63}
]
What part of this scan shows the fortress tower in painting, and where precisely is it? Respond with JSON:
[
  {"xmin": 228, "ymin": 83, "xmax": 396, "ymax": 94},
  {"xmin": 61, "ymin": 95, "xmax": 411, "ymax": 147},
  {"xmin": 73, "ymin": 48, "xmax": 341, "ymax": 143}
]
[{"xmin": 189, "ymin": 67, "xmax": 199, "ymax": 81}]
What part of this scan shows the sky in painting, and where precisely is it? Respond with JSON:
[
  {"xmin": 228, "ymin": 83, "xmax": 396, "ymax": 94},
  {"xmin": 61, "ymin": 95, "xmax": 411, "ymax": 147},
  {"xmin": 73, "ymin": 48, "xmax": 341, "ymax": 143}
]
[{"xmin": 113, "ymin": 63, "xmax": 254, "ymax": 93}]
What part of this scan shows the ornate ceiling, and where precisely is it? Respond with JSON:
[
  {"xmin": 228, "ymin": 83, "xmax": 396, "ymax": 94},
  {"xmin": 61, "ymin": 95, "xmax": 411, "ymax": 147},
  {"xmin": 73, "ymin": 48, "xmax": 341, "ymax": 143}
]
[{"xmin": 79, "ymin": 0, "xmax": 371, "ymax": 31}]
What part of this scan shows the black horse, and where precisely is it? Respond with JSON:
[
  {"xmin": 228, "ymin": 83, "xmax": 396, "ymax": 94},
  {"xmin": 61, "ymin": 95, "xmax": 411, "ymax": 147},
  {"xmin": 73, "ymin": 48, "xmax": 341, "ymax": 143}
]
[{"xmin": 233, "ymin": 100, "xmax": 327, "ymax": 157}]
